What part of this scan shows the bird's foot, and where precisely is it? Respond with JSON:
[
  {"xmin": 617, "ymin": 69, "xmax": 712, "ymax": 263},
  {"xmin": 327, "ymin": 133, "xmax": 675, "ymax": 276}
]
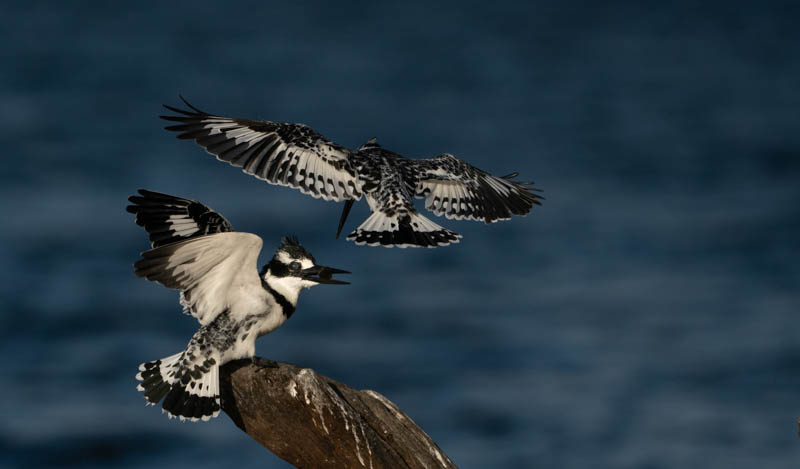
[{"xmin": 251, "ymin": 356, "xmax": 279, "ymax": 369}]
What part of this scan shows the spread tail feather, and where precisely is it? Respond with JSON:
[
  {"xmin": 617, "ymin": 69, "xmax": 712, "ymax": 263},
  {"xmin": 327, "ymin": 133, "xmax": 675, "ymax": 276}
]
[
  {"xmin": 346, "ymin": 211, "xmax": 461, "ymax": 248},
  {"xmin": 136, "ymin": 352, "xmax": 221, "ymax": 422}
]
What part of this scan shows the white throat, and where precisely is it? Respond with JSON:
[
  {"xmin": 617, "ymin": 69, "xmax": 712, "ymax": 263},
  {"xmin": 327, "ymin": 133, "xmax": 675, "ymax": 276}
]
[{"xmin": 264, "ymin": 271, "xmax": 313, "ymax": 306}]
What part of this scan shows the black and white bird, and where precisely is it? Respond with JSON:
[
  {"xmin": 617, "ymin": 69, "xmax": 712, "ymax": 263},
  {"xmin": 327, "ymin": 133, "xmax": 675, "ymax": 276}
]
[
  {"xmin": 161, "ymin": 98, "xmax": 544, "ymax": 248},
  {"xmin": 127, "ymin": 189, "xmax": 349, "ymax": 421}
]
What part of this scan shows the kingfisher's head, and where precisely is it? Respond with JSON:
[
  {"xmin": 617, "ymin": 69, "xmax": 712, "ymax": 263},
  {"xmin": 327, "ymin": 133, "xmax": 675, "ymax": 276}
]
[
  {"xmin": 260, "ymin": 236, "xmax": 349, "ymax": 303},
  {"xmin": 357, "ymin": 137, "xmax": 380, "ymax": 151}
]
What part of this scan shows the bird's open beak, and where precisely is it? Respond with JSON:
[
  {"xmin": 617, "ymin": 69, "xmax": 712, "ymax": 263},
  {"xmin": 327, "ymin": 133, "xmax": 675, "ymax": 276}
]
[{"xmin": 301, "ymin": 265, "xmax": 351, "ymax": 285}]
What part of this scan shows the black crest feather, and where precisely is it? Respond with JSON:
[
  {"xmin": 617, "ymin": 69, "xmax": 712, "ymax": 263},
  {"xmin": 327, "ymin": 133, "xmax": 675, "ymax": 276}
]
[{"xmin": 279, "ymin": 235, "xmax": 313, "ymax": 260}]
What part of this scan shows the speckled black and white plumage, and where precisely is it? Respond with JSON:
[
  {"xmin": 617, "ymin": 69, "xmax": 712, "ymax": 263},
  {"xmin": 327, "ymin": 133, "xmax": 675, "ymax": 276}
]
[
  {"xmin": 130, "ymin": 191, "xmax": 349, "ymax": 421},
  {"xmin": 127, "ymin": 189, "xmax": 233, "ymax": 247},
  {"xmin": 161, "ymin": 99, "xmax": 543, "ymax": 248}
]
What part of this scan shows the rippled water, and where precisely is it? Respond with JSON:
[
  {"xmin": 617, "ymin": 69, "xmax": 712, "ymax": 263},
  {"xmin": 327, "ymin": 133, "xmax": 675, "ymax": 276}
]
[{"xmin": 2, "ymin": 2, "xmax": 799, "ymax": 468}]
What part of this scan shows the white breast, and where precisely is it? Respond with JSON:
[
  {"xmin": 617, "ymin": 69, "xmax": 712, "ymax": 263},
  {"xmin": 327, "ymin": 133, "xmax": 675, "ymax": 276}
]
[{"xmin": 222, "ymin": 295, "xmax": 289, "ymax": 363}]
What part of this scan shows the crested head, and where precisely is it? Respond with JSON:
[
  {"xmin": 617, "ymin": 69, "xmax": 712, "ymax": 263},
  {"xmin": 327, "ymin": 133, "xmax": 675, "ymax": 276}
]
[
  {"xmin": 279, "ymin": 236, "xmax": 314, "ymax": 262},
  {"xmin": 358, "ymin": 138, "xmax": 380, "ymax": 151}
]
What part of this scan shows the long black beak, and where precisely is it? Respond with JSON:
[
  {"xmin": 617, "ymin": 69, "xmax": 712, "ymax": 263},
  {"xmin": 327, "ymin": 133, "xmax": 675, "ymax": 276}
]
[
  {"xmin": 301, "ymin": 265, "xmax": 351, "ymax": 285},
  {"xmin": 335, "ymin": 199, "xmax": 355, "ymax": 239}
]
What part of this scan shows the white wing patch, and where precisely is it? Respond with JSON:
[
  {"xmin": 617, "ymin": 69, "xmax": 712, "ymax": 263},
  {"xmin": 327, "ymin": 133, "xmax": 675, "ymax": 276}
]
[
  {"xmin": 168, "ymin": 215, "xmax": 201, "ymax": 237},
  {"xmin": 135, "ymin": 232, "xmax": 264, "ymax": 325}
]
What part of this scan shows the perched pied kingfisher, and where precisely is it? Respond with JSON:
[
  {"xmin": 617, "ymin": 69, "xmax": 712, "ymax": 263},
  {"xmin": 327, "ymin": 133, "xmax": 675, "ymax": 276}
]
[
  {"xmin": 161, "ymin": 98, "xmax": 544, "ymax": 248},
  {"xmin": 127, "ymin": 189, "xmax": 349, "ymax": 421}
]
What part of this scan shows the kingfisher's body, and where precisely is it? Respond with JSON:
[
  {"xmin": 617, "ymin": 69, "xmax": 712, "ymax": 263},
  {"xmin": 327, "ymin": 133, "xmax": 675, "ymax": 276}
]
[
  {"xmin": 180, "ymin": 291, "xmax": 287, "ymax": 370},
  {"xmin": 161, "ymin": 99, "xmax": 544, "ymax": 248},
  {"xmin": 129, "ymin": 190, "xmax": 349, "ymax": 421}
]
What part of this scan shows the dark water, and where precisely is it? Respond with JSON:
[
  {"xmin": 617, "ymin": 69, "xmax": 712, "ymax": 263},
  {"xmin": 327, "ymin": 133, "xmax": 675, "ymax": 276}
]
[{"xmin": 3, "ymin": 1, "xmax": 799, "ymax": 468}]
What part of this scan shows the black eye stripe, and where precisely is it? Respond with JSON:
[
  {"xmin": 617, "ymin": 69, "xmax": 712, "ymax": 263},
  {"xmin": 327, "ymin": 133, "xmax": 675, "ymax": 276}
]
[
  {"xmin": 266, "ymin": 259, "xmax": 289, "ymax": 277},
  {"xmin": 266, "ymin": 258, "xmax": 308, "ymax": 277}
]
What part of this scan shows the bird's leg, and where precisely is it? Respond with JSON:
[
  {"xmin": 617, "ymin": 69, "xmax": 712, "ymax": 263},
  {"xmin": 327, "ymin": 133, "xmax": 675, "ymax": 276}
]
[
  {"xmin": 335, "ymin": 199, "xmax": 355, "ymax": 239},
  {"xmin": 251, "ymin": 356, "xmax": 279, "ymax": 369}
]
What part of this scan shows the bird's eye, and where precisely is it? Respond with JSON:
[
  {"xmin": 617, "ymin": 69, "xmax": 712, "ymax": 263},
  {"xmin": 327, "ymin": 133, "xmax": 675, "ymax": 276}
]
[{"xmin": 289, "ymin": 261, "xmax": 301, "ymax": 271}]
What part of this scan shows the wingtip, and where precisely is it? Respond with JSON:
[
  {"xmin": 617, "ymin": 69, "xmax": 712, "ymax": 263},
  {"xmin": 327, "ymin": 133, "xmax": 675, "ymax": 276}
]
[
  {"xmin": 178, "ymin": 94, "xmax": 206, "ymax": 114},
  {"xmin": 129, "ymin": 188, "xmax": 150, "ymax": 200},
  {"xmin": 161, "ymin": 97, "xmax": 207, "ymax": 117}
]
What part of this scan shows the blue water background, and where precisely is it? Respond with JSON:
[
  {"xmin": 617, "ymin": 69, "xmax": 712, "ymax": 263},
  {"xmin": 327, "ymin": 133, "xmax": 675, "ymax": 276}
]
[{"xmin": 2, "ymin": 1, "xmax": 799, "ymax": 468}]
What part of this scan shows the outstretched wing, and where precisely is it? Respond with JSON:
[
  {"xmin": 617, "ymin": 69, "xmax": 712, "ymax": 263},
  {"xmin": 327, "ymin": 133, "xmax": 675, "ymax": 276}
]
[
  {"xmin": 134, "ymin": 232, "xmax": 263, "ymax": 326},
  {"xmin": 127, "ymin": 189, "xmax": 234, "ymax": 248},
  {"xmin": 161, "ymin": 98, "xmax": 362, "ymax": 202},
  {"xmin": 411, "ymin": 153, "xmax": 543, "ymax": 223}
]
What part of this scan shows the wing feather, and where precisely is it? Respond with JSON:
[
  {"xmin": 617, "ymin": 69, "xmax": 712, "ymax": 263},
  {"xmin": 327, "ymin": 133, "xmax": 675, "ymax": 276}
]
[
  {"xmin": 162, "ymin": 98, "xmax": 362, "ymax": 202},
  {"xmin": 412, "ymin": 154, "xmax": 543, "ymax": 223},
  {"xmin": 134, "ymin": 232, "xmax": 263, "ymax": 325},
  {"xmin": 127, "ymin": 189, "xmax": 234, "ymax": 248}
]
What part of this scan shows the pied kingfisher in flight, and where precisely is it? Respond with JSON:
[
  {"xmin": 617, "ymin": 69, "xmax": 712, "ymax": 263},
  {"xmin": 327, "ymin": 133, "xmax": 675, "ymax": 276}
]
[
  {"xmin": 161, "ymin": 98, "xmax": 543, "ymax": 248},
  {"xmin": 128, "ymin": 189, "xmax": 349, "ymax": 421}
]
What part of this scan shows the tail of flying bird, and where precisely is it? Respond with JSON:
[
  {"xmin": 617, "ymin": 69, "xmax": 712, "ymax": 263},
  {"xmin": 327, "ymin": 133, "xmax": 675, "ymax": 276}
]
[{"xmin": 346, "ymin": 210, "xmax": 461, "ymax": 248}]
